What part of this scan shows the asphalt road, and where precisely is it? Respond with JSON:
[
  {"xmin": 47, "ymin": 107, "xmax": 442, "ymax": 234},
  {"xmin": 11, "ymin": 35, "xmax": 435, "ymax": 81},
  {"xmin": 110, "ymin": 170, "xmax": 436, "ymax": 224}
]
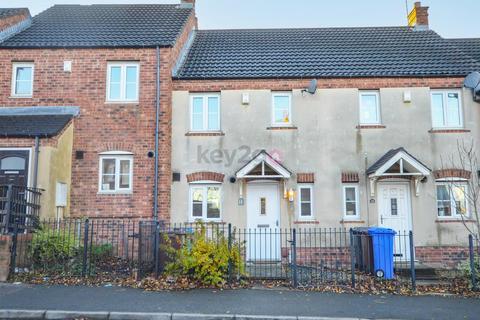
[{"xmin": 0, "ymin": 283, "xmax": 479, "ymax": 319}]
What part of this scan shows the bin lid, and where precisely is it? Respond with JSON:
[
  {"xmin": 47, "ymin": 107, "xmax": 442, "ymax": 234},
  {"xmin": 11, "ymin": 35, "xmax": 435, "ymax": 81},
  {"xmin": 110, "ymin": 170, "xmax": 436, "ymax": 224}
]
[
  {"xmin": 368, "ymin": 227, "xmax": 396, "ymax": 235},
  {"xmin": 351, "ymin": 227, "xmax": 370, "ymax": 234}
]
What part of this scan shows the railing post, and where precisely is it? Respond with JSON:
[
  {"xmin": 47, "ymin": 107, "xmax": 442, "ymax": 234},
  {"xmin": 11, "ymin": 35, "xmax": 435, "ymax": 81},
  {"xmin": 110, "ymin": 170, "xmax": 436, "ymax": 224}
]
[
  {"xmin": 9, "ymin": 218, "xmax": 19, "ymax": 278},
  {"xmin": 469, "ymin": 234, "xmax": 477, "ymax": 291},
  {"xmin": 409, "ymin": 231, "xmax": 416, "ymax": 292},
  {"xmin": 227, "ymin": 223, "xmax": 233, "ymax": 283},
  {"xmin": 2, "ymin": 185, "xmax": 13, "ymax": 234},
  {"xmin": 291, "ymin": 228, "xmax": 298, "ymax": 288},
  {"xmin": 349, "ymin": 228, "xmax": 355, "ymax": 289},
  {"xmin": 82, "ymin": 219, "xmax": 89, "ymax": 277},
  {"xmin": 154, "ymin": 221, "xmax": 160, "ymax": 278}
]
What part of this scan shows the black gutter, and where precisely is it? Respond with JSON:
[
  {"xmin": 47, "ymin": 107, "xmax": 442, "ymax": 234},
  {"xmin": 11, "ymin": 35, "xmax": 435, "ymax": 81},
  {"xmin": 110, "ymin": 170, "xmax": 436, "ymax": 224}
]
[
  {"xmin": 153, "ymin": 46, "xmax": 160, "ymax": 221},
  {"xmin": 32, "ymin": 136, "xmax": 40, "ymax": 189}
]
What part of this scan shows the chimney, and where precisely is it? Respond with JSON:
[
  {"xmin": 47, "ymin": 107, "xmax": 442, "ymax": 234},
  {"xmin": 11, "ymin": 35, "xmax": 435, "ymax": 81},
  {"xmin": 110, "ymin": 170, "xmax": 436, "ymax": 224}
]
[
  {"xmin": 408, "ymin": 2, "xmax": 429, "ymax": 30},
  {"xmin": 180, "ymin": 0, "xmax": 195, "ymax": 9},
  {"xmin": 0, "ymin": 8, "xmax": 31, "ymax": 42}
]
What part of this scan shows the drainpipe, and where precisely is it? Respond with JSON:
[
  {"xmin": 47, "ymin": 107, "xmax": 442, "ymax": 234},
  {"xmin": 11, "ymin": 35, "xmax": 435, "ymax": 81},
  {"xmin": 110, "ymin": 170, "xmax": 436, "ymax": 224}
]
[
  {"xmin": 153, "ymin": 46, "xmax": 161, "ymax": 221},
  {"xmin": 364, "ymin": 153, "xmax": 370, "ymax": 226},
  {"xmin": 32, "ymin": 136, "xmax": 40, "ymax": 189}
]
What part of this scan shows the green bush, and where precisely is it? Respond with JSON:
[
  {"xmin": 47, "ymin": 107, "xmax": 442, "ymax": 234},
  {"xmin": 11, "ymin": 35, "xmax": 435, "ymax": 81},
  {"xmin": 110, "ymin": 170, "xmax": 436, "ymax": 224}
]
[
  {"xmin": 165, "ymin": 225, "xmax": 244, "ymax": 287},
  {"xmin": 29, "ymin": 227, "xmax": 79, "ymax": 272}
]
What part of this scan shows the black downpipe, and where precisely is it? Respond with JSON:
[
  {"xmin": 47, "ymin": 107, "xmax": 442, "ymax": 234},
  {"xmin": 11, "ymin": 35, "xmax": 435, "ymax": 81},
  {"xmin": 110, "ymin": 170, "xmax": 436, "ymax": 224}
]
[
  {"xmin": 153, "ymin": 46, "xmax": 160, "ymax": 220},
  {"xmin": 33, "ymin": 136, "xmax": 40, "ymax": 189}
]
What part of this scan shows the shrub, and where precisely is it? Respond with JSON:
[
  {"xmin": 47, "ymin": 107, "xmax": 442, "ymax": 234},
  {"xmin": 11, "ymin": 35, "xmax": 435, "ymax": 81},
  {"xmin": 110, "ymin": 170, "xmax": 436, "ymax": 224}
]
[{"xmin": 165, "ymin": 225, "xmax": 244, "ymax": 286}]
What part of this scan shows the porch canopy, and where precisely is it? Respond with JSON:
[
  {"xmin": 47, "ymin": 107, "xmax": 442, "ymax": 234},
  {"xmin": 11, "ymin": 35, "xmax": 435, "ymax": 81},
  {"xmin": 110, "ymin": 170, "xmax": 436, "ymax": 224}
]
[
  {"xmin": 367, "ymin": 147, "xmax": 431, "ymax": 196},
  {"xmin": 236, "ymin": 150, "xmax": 291, "ymax": 179}
]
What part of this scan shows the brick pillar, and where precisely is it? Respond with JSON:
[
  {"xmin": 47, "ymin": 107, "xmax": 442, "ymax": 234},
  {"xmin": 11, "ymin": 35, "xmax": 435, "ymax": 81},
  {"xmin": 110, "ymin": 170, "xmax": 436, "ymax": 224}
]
[
  {"xmin": 0, "ymin": 235, "xmax": 12, "ymax": 282},
  {"xmin": 413, "ymin": 2, "xmax": 429, "ymax": 29}
]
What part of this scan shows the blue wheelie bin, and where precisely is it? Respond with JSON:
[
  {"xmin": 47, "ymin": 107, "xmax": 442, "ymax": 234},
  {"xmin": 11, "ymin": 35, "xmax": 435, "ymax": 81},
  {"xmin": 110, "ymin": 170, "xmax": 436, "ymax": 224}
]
[{"xmin": 368, "ymin": 227, "xmax": 396, "ymax": 279}]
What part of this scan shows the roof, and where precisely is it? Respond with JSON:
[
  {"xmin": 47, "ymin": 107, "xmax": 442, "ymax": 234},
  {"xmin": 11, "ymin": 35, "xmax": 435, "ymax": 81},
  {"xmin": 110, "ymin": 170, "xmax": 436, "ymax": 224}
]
[
  {"xmin": 0, "ymin": 8, "xmax": 28, "ymax": 19},
  {"xmin": 447, "ymin": 38, "xmax": 480, "ymax": 62},
  {"xmin": 366, "ymin": 147, "xmax": 430, "ymax": 175},
  {"xmin": 0, "ymin": 4, "xmax": 193, "ymax": 48},
  {"xmin": 0, "ymin": 114, "xmax": 73, "ymax": 138},
  {"xmin": 175, "ymin": 27, "xmax": 480, "ymax": 79}
]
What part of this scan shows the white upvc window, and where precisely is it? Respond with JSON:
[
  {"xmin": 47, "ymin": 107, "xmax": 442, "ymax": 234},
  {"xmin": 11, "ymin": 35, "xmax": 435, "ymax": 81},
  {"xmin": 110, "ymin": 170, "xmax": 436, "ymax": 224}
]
[
  {"xmin": 189, "ymin": 183, "xmax": 222, "ymax": 221},
  {"xmin": 359, "ymin": 91, "xmax": 381, "ymax": 125},
  {"xmin": 12, "ymin": 62, "xmax": 34, "ymax": 97},
  {"xmin": 436, "ymin": 182, "xmax": 468, "ymax": 218},
  {"xmin": 343, "ymin": 185, "xmax": 360, "ymax": 219},
  {"xmin": 431, "ymin": 90, "xmax": 463, "ymax": 129},
  {"xmin": 106, "ymin": 62, "xmax": 139, "ymax": 102},
  {"xmin": 272, "ymin": 92, "xmax": 292, "ymax": 126},
  {"xmin": 190, "ymin": 94, "xmax": 221, "ymax": 131},
  {"xmin": 298, "ymin": 184, "xmax": 313, "ymax": 219},
  {"xmin": 98, "ymin": 152, "xmax": 133, "ymax": 193}
]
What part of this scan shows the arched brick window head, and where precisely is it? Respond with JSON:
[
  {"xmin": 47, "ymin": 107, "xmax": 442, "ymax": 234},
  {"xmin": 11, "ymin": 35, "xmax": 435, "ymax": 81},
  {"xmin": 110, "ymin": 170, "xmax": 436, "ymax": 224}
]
[
  {"xmin": 186, "ymin": 171, "xmax": 224, "ymax": 183},
  {"xmin": 433, "ymin": 169, "xmax": 471, "ymax": 180}
]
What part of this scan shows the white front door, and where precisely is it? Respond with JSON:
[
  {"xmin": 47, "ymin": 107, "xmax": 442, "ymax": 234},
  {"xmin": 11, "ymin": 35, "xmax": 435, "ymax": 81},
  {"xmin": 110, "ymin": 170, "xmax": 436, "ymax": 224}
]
[
  {"xmin": 246, "ymin": 182, "xmax": 281, "ymax": 261},
  {"xmin": 377, "ymin": 183, "xmax": 412, "ymax": 258}
]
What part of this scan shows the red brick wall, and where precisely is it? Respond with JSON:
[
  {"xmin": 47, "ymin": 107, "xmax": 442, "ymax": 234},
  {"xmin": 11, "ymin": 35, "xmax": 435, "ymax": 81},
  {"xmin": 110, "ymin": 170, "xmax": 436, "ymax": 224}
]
[
  {"xmin": 415, "ymin": 246, "xmax": 470, "ymax": 268},
  {"xmin": 0, "ymin": 235, "xmax": 12, "ymax": 281},
  {"xmin": 0, "ymin": 11, "xmax": 196, "ymax": 221}
]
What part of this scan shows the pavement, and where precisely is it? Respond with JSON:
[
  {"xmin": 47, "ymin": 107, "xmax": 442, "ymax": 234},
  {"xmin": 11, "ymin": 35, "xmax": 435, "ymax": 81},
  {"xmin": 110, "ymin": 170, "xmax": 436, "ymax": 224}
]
[{"xmin": 0, "ymin": 283, "xmax": 479, "ymax": 320}]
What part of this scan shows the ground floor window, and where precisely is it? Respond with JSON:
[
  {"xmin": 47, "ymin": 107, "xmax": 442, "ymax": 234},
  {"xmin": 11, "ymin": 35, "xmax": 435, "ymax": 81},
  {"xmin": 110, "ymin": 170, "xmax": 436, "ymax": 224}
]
[
  {"xmin": 343, "ymin": 185, "xmax": 359, "ymax": 219},
  {"xmin": 436, "ymin": 182, "xmax": 468, "ymax": 217},
  {"xmin": 298, "ymin": 184, "xmax": 313, "ymax": 219},
  {"xmin": 190, "ymin": 184, "xmax": 221, "ymax": 221},
  {"xmin": 98, "ymin": 153, "xmax": 133, "ymax": 193}
]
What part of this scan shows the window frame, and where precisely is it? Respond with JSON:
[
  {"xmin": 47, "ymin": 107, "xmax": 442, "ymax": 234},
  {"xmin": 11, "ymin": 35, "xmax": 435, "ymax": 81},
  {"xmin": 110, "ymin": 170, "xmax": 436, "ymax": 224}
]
[
  {"xmin": 106, "ymin": 62, "xmax": 140, "ymax": 102},
  {"xmin": 343, "ymin": 184, "xmax": 360, "ymax": 220},
  {"xmin": 435, "ymin": 181, "xmax": 469, "ymax": 219},
  {"xmin": 188, "ymin": 182, "xmax": 222, "ymax": 221},
  {"xmin": 189, "ymin": 94, "xmax": 221, "ymax": 132},
  {"xmin": 430, "ymin": 89, "xmax": 463, "ymax": 129},
  {"xmin": 298, "ymin": 184, "xmax": 314, "ymax": 220},
  {"xmin": 359, "ymin": 91, "xmax": 381, "ymax": 125},
  {"xmin": 11, "ymin": 62, "xmax": 34, "ymax": 97},
  {"xmin": 271, "ymin": 92, "xmax": 293, "ymax": 127},
  {"xmin": 98, "ymin": 153, "xmax": 133, "ymax": 194}
]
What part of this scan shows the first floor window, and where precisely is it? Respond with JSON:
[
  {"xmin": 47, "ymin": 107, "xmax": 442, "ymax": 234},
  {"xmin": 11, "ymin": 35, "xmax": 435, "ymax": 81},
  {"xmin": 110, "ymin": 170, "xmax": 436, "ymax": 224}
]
[
  {"xmin": 343, "ymin": 185, "xmax": 359, "ymax": 218},
  {"xmin": 359, "ymin": 91, "xmax": 381, "ymax": 125},
  {"xmin": 436, "ymin": 183, "xmax": 468, "ymax": 217},
  {"xmin": 12, "ymin": 62, "xmax": 34, "ymax": 97},
  {"xmin": 107, "ymin": 62, "xmax": 139, "ymax": 102},
  {"xmin": 99, "ymin": 153, "xmax": 133, "ymax": 193},
  {"xmin": 431, "ymin": 90, "xmax": 463, "ymax": 128},
  {"xmin": 190, "ymin": 184, "xmax": 221, "ymax": 220},
  {"xmin": 272, "ymin": 92, "xmax": 292, "ymax": 126},
  {"xmin": 190, "ymin": 95, "xmax": 220, "ymax": 131},
  {"xmin": 298, "ymin": 185, "xmax": 313, "ymax": 218}
]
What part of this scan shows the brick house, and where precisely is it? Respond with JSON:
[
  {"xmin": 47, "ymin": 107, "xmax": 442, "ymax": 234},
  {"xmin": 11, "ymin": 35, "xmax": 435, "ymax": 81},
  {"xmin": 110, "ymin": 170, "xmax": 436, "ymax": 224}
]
[{"xmin": 0, "ymin": 1, "xmax": 197, "ymax": 221}]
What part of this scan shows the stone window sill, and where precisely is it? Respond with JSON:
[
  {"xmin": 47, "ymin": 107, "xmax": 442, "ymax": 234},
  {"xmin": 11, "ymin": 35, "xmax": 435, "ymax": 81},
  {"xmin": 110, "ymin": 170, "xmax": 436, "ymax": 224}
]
[
  {"xmin": 356, "ymin": 125, "xmax": 386, "ymax": 129},
  {"xmin": 435, "ymin": 219, "xmax": 474, "ymax": 223},
  {"xmin": 429, "ymin": 129, "xmax": 470, "ymax": 133},
  {"xmin": 185, "ymin": 132, "xmax": 225, "ymax": 137},
  {"xmin": 294, "ymin": 220, "xmax": 320, "ymax": 224},
  {"xmin": 267, "ymin": 126, "xmax": 298, "ymax": 130},
  {"xmin": 340, "ymin": 219, "xmax": 365, "ymax": 224},
  {"xmin": 97, "ymin": 191, "xmax": 133, "ymax": 196}
]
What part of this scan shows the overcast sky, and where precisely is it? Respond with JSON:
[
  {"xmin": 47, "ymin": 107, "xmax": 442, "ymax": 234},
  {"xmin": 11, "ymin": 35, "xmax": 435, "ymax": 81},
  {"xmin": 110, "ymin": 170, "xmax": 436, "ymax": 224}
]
[{"xmin": 4, "ymin": 0, "xmax": 479, "ymax": 38}]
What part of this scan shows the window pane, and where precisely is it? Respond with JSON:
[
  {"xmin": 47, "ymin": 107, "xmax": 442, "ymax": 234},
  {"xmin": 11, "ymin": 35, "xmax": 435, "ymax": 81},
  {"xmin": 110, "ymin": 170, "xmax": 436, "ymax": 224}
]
[
  {"xmin": 16, "ymin": 67, "xmax": 32, "ymax": 81},
  {"xmin": 102, "ymin": 159, "xmax": 115, "ymax": 175},
  {"xmin": 301, "ymin": 203, "xmax": 311, "ymax": 216},
  {"xmin": 109, "ymin": 67, "xmax": 121, "ymax": 100},
  {"xmin": 452, "ymin": 186, "xmax": 467, "ymax": 215},
  {"xmin": 390, "ymin": 198, "xmax": 398, "ymax": 216},
  {"xmin": 125, "ymin": 66, "xmax": 138, "ymax": 100},
  {"xmin": 431, "ymin": 93, "xmax": 444, "ymax": 127},
  {"xmin": 192, "ymin": 188, "xmax": 203, "ymax": 217},
  {"xmin": 207, "ymin": 187, "xmax": 221, "ymax": 219},
  {"xmin": 15, "ymin": 81, "xmax": 32, "ymax": 95},
  {"xmin": 437, "ymin": 200, "xmax": 452, "ymax": 217},
  {"xmin": 207, "ymin": 97, "xmax": 220, "ymax": 130},
  {"xmin": 345, "ymin": 187, "xmax": 356, "ymax": 202},
  {"xmin": 0, "ymin": 157, "xmax": 25, "ymax": 170},
  {"xmin": 119, "ymin": 160, "xmax": 130, "ymax": 189},
  {"xmin": 446, "ymin": 93, "xmax": 461, "ymax": 127},
  {"xmin": 436, "ymin": 185, "xmax": 449, "ymax": 201},
  {"xmin": 300, "ymin": 188, "xmax": 311, "ymax": 202},
  {"xmin": 101, "ymin": 175, "xmax": 115, "ymax": 191},
  {"xmin": 260, "ymin": 197, "xmax": 266, "ymax": 215},
  {"xmin": 192, "ymin": 97, "xmax": 204, "ymax": 130},
  {"xmin": 273, "ymin": 95, "xmax": 290, "ymax": 124},
  {"xmin": 345, "ymin": 202, "xmax": 357, "ymax": 216},
  {"xmin": 360, "ymin": 94, "xmax": 378, "ymax": 124}
]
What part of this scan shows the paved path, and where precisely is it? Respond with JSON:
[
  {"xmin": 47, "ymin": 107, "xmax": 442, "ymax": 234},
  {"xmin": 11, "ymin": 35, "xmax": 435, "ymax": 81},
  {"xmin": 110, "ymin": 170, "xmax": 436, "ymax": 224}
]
[{"xmin": 0, "ymin": 283, "xmax": 479, "ymax": 319}]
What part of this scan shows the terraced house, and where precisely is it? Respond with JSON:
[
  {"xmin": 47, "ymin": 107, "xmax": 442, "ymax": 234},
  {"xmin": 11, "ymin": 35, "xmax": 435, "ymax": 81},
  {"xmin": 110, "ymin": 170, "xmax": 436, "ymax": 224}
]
[{"xmin": 0, "ymin": 1, "xmax": 480, "ymax": 267}]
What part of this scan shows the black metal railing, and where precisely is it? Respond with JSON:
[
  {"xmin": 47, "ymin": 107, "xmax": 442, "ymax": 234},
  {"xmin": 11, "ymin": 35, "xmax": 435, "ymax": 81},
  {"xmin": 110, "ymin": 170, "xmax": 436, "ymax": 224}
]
[
  {"xmin": 468, "ymin": 234, "xmax": 479, "ymax": 291},
  {"xmin": 0, "ymin": 185, "xmax": 42, "ymax": 234}
]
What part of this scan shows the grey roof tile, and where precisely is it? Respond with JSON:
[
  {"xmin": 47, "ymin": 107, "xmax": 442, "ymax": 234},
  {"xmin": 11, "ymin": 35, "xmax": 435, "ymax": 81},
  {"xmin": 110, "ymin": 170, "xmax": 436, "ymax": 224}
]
[
  {"xmin": 175, "ymin": 27, "xmax": 480, "ymax": 79},
  {"xmin": 0, "ymin": 4, "xmax": 192, "ymax": 48},
  {"xmin": 447, "ymin": 38, "xmax": 480, "ymax": 62},
  {"xmin": 0, "ymin": 115, "xmax": 73, "ymax": 137}
]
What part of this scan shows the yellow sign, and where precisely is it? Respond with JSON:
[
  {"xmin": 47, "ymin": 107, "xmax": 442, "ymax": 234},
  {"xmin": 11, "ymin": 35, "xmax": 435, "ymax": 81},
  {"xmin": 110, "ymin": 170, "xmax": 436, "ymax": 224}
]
[{"xmin": 408, "ymin": 7, "xmax": 417, "ymax": 27}]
